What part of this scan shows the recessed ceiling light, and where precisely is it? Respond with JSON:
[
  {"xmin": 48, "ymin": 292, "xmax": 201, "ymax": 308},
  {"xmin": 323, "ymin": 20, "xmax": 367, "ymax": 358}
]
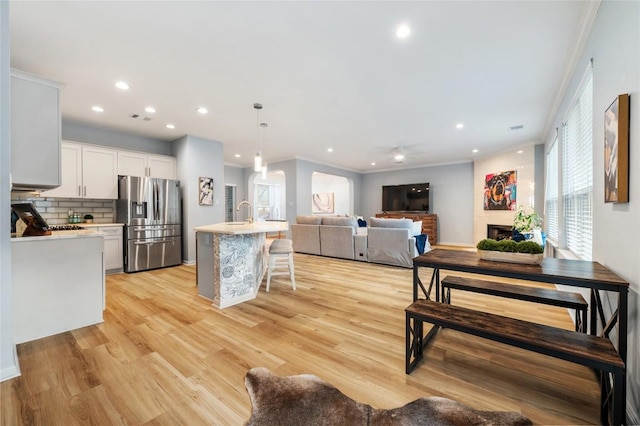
[
  {"xmin": 396, "ymin": 24, "xmax": 411, "ymax": 39},
  {"xmin": 166, "ymin": 124, "xmax": 175, "ymax": 129},
  {"xmin": 394, "ymin": 154, "xmax": 405, "ymax": 161},
  {"xmin": 234, "ymin": 154, "xmax": 241, "ymax": 158},
  {"xmin": 456, "ymin": 123, "xmax": 464, "ymax": 129},
  {"xmin": 91, "ymin": 106, "xmax": 104, "ymax": 113},
  {"xmin": 196, "ymin": 107, "xmax": 208, "ymax": 114},
  {"xmin": 371, "ymin": 162, "xmax": 376, "ymax": 166},
  {"xmin": 115, "ymin": 81, "xmax": 130, "ymax": 90},
  {"xmin": 517, "ymin": 150, "xmax": 524, "ymax": 154},
  {"xmin": 145, "ymin": 106, "xmax": 156, "ymax": 113},
  {"xmin": 327, "ymin": 148, "xmax": 333, "ymax": 153},
  {"xmin": 472, "ymin": 149, "xmax": 479, "ymax": 153}
]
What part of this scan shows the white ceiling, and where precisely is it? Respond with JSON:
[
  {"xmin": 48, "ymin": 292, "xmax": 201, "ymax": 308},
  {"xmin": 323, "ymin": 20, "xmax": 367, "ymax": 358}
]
[{"xmin": 9, "ymin": 1, "xmax": 591, "ymax": 172}]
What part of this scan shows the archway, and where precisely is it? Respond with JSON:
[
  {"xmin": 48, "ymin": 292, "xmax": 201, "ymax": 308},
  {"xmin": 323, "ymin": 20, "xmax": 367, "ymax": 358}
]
[{"xmin": 311, "ymin": 172, "xmax": 352, "ymax": 216}]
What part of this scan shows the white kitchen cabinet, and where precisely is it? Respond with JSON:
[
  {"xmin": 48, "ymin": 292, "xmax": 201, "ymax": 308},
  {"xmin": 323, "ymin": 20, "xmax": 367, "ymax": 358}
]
[
  {"xmin": 83, "ymin": 146, "xmax": 118, "ymax": 199},
  {"xmin": 39, "ymin": 142, "xmax": 82, "ymax": 198},
  {"xmin": 42, "ymin": 142, "xmax": 117, "ymax": 199},
  {"xmin": 10, "ymin": 69, "xmax": 63, "ymax": 191},
  {"xmin": 117, "ymin": 151, "xmax": 176, "ymax": 179},
  {"xmin": 97, "ymin": 226, "xmax": 123, "ymax": 273},
  {"xmin": 12, "ymin": 235, "xmax": 104, "ymax": 344}
]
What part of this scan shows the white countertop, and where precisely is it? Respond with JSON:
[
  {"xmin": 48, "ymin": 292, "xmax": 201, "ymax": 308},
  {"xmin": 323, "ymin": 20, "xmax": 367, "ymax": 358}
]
[
  {"xmin": 11, "ymin": 231, "xmax": 103, "ymax": 243},
  {"xmin": 194, "ymin": 221, "xmax": 288, "ymax": 235},
  {"xmin": 77, "ymin": 223, "xmax": 124, "ymax": 228}
]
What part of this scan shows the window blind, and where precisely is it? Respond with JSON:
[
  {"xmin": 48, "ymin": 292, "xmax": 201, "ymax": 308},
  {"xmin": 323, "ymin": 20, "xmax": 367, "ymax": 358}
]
[
  {"xmin": 544, "ymin": 139, "xmax": 559, "ymax": 242},
  {"xmin": 561, "ymin": 71, "xmax": 593, "ymax": 260}
]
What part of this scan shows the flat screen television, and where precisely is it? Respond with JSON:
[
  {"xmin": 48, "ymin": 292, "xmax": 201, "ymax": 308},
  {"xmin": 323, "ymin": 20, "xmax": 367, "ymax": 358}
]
[{"xmin": 382, "ymin": 183, "xmax": 430, "ymax": 212}]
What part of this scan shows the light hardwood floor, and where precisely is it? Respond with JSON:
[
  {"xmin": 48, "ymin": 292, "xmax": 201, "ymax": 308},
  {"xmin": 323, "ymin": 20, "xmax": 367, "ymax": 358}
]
[{"xmin": 1, "ymin": 249, "xmax": 600, "ymax": 425}]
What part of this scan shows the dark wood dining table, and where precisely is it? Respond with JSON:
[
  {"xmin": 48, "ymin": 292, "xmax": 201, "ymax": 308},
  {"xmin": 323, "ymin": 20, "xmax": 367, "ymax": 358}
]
[{"xmin": 411, "ymin": 248, "xmax": 629, "ymax": 424}]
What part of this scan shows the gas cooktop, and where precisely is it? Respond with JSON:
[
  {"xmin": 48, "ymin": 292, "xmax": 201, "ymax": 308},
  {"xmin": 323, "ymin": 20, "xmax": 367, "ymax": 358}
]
[{"xmin": 49, "ymin": 225, "xmax": 86, "ymax": 231}]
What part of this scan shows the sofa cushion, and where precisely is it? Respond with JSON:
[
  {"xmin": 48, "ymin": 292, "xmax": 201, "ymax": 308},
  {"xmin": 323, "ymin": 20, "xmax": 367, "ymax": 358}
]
[
  {"xmin": 369, "ymin": 217, "xmax": 414, "ymax": 230},
  {"xmin": 322, "ymin": 216, "xmax": 358, "ymax": 230},
  {"xmin": 297, "ymin": 215, "xmax": 322, "ymax": 225}
]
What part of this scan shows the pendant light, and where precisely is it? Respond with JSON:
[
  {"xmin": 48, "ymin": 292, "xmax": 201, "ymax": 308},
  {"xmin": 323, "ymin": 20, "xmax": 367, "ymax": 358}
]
[
  {"xmin": 253, "ymin": 103, "xmax": 263, "ymax": 172},
  {"xmin": 260, "ymin": 122, "xmax": 268, "ymax": 179}
]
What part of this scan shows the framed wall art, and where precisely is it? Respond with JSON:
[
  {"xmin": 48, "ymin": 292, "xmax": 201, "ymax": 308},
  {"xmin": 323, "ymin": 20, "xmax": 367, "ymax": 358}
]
[
  {"xmin": 312, "ymin": 192, "xmax": 334, "ymax": 214},
  {"xmin": 483, "ymin": 170, "xmax": 516, "ymax": 211},
  {"xmin": 604, "ymin": 93, "xmax": 630, "ymax": 203},
  {"xmin": 199, "ymin": 177, "xmax": 213, "ymax": 205}
]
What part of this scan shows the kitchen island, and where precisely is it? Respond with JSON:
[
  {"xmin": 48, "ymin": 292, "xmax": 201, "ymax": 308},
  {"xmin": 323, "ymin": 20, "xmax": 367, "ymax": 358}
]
[{"xmin": 194, "ymin": 221, "xmax": 289, "ymax": 309}]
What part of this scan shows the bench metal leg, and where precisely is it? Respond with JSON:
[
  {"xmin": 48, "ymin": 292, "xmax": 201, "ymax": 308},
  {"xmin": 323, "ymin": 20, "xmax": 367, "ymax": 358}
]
[
  {"xmin": 575, "ymin": 307, "xmax": 588, "ymax": 333},
  {"xmin": 599, "ymin": 368, "xmax": 626, "ymax": 426},
  {"xmin": 406, "ymin": 314, "xmax": 423, "ymax": 374},
  {"xmin": 406, "ymin": 312, "xmax": 442, "ymax": 374}
]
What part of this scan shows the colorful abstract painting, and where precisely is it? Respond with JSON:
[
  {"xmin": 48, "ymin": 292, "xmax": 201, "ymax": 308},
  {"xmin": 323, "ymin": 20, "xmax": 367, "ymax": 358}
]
[{"xmin": 484, "ymin": 170, "xmax": 516, "ymax": 210}]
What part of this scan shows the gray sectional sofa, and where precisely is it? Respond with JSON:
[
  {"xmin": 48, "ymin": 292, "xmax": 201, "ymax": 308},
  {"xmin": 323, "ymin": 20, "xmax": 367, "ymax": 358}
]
[{"xmin": 291, "ymin": 215, "xmax": 430, "ymax": 268}]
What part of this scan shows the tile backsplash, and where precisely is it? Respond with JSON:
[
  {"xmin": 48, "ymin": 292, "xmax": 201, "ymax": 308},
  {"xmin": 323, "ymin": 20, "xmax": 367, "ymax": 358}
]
[{"xmin": 11, "ymin": 193, "xmax": 116, "ymax": 225}]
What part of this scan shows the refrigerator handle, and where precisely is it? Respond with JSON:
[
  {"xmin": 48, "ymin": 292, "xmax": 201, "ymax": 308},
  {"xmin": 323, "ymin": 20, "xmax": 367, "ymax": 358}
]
[{"xmin": 154, "ymin": 181, "xmax": 160, "ymax": 221}]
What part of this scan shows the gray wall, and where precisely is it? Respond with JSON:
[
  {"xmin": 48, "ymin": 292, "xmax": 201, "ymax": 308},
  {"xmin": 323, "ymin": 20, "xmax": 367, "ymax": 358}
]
[
  {"xmin": 62, "ymin": 120, "xmax": 172, "ymax": 155},
  {"xmin": 1, "ymin": 1, "xmax": 18, "ymax": 381},
  {"xmin": 361, "ymin": 162, "xmax": 475, "ymax": 245},
  {"xmin": 173, "ymin": 135, "xmax": 225, "ymax": 263},
  {"xmin": 544, "ymin": 1, "xmax": 639, "ymax": 421},
  {"xmin": 224, "ymin": 165, "xmax": 245, "ymax": 199}
]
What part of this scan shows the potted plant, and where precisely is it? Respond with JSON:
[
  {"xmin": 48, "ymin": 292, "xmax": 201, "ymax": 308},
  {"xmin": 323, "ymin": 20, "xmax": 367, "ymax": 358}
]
[
  {"xmin": 476, "ymin": 239, "xmax": 544, "ymax": 264},
  {"xmin": 513, "ymin": 206, "xmax": 542, "ymax": 232},
  {"xmin": 512, "ymin": 206, "xmax": 543, "ymax": 244}
]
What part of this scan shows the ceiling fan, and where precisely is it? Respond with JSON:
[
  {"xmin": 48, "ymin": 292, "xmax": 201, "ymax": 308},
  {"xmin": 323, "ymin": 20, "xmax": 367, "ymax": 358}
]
[{"xmin": 383, "ymin": 144, "xmax": 429, "ymax": 164}]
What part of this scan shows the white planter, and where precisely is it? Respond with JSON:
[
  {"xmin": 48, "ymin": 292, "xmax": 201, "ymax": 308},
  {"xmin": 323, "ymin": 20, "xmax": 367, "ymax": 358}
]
[{"xmin": 477, "ymin": 250, "xmax": 543, "ymax": 265}]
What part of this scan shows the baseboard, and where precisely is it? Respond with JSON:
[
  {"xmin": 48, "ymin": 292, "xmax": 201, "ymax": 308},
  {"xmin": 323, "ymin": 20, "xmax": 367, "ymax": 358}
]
[
  {"xmin": 0, "ymin": 345, "xmax": 21, "ymax": 382},
  {"xmin": 182, "ymin": 260, "xmax": 196, "ymax": 265}
]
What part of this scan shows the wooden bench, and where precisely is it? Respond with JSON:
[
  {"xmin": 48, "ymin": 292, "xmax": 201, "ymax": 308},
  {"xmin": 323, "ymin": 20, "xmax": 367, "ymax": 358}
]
[
  {"xmin": 441, "ymin": 275, "xmax": 588, "ymax": 332},
  {"xmin": 405, "ymin": 299, "xmax": 626, "ymax": 425}
]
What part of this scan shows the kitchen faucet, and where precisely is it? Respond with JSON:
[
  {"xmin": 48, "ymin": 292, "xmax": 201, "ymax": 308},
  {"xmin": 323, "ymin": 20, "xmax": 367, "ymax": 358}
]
[{"xmin": 236, "ymin": 200, "xmax": 253, "ymax": 224}]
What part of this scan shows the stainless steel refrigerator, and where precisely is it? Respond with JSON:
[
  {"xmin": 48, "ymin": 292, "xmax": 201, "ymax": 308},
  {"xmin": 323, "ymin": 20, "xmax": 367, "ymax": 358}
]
[{"xmin": 116, "ymin": 175, "xmax": 182, "ymax": 272}]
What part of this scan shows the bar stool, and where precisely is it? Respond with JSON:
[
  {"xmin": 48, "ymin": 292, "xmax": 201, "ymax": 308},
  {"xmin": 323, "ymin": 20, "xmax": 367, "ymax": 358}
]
[{"xmin": 266, "ymin": 239, "xmax": 296, "ymax": 291}]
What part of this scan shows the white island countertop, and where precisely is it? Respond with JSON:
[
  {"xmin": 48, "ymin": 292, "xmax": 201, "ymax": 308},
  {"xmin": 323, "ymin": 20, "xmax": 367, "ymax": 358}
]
[{"xmin": 194, "ymin": 221, "xmax": 288, "ymax": 235}]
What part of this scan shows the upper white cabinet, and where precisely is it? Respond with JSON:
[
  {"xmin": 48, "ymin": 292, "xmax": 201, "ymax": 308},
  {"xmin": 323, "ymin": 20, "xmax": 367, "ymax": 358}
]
[
  {"xmin": 83, "ymin": 146, "xmax": 118, "ymax": 199},
  {"xmin": 118, "ymin": 151, "xmax": 176, "ymax": 179},
  {"xmin": 40, "ymin": 142, "xmax": 82, "ymax": 198},
  {"xmin": 42, "ymin": 142, "xmax": 117, "ymax": 199},
  {"xmin": 43, "ymin": 142, "xmax": 175, "ymax": 199},
  {"xmin": 10, "ymin": 70, "xmax": 63, "ymax": 191}
]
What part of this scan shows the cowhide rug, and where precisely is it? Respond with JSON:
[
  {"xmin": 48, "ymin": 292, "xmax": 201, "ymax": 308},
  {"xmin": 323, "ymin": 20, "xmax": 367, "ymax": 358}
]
[{"xmin": 244, "ymin": 367, "xmax": 532, "ymax": 426}]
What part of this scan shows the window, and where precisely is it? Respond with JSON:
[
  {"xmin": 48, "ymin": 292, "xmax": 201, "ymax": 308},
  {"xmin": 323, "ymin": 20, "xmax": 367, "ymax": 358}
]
[
  {"xmin": 560, "ymin": 68, "xmax": 593, "ymax": 260},
  {"xmin": 544, "ymin": 139, "xmax": 559, "ymax": 242},
  {"xmin": 255, "ymin": 183, "xmax": 281, "ymax": 221},
  {"xmin": 224, "ymin": 185, "xmax": 236, "ymax": 222}
]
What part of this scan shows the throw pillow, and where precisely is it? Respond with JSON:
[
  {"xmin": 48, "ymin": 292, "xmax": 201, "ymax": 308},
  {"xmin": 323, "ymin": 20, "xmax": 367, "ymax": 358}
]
[{"xmin": 411, "ymin": 221, "xmax": 423, "ymax": 236}]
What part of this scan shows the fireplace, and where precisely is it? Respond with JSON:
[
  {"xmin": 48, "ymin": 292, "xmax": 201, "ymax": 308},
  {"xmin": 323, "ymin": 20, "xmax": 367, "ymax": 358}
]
[{"xmin": 487, "ymin": 224, "xmax": 512, "ymax": 240}]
